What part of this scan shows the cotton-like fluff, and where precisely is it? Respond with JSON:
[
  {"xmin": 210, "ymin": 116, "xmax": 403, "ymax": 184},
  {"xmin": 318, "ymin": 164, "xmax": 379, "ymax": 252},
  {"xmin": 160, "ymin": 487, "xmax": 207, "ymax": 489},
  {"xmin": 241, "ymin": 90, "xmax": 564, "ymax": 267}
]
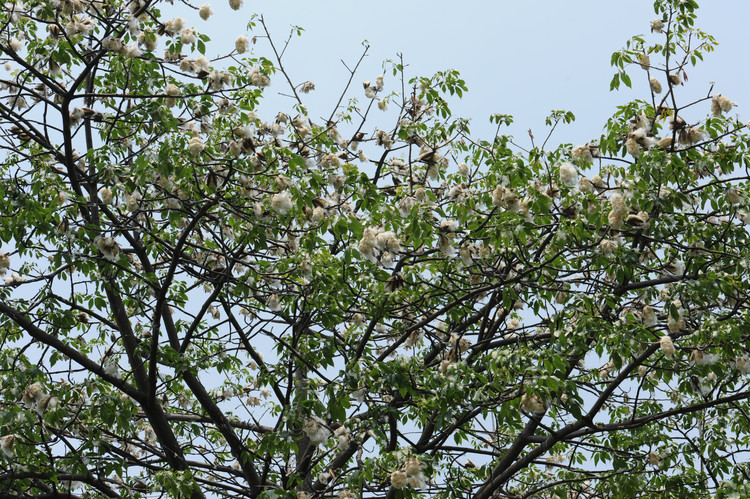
[
  {"xmin": 9, "ymin": 37, "xmax": 23, "ymax": 52},
  {"xmin": 126, "ymin": 192, "xmax": 140, "ymax": 212},
  {"xmin": 660, "ymin": 336, "xmax": 675, "ymax": 358},
  {"xmin": 187, "ymin": 136, "xmax": 205, "ymax": 156},
  {"xmin": 437, "ymin": 220, "xmax": 457, "ymax": 256},
  {"xmin": 639, "ymin": 53, "xmax": 650, "ymax": 70},
  {"xmin": 599, "ymin": 239, "xmax": 616, "ymax": 257},
  {"xmin": 520, "ymin": 393, "xmax": 545, "ymax": 413},
  {"xmin": 198, "ymin": 3, "xmax": 213, "ymax": 20},
  {"xmin": 459, "ymin": 244, "xmax": 478, "ymax": 266},
  {"xmin": 164, "ymin": 17, "xmax": 185, "ymax": 35},
  {"xmin": 642, "ymin": 305, "xmax": 657, "ymax": 326},
  {"xmin": 103, "ymin": 358, "xmax": 120, "ymax": 379},
  {"xmin": 266, "ymin": 294, "xmax": 281, "ymax": 312},
  {"xmin": 571, "ymin": 144, "xmax": 597, "ymax": 163},
  {"xmin": 690, "ymin": 350, "xmax": 718, "ymax": 366},
  {"xmin": 375, "ymin": 230, "xmax": 401, "ymax": 254},
  {"xmin": 726, "ymin": 188, "xmax": 742, "ymax": 205},
  {"xmin": 599, "ymin": 361, "xmax": 614, "ymax": 379},
  {"xmin": 657, "ymin": 136, "xmax": 673, "ymax": 149},
  {"xmin": 334, "ymin": 426, "xmax": 350, "ymax": 450},
  {"xmin": 625, "ymin": 211, "xmax": 648, "ymax": 227},
  {"xmin": 390, "ymin": 470, "xmax": 407, "ymax": 489},
  {"xmin": 651, "ymin": 19, "xmax": 665, "ymax": 32},
  {"xmin": 249, "ymin": 66, "xmax": 270, "ymax": 87},
  {"xmin": 649, "ymin": 77, "xmax": 662, "ymax": 94},
  {"xmin": 180, "ymin": 27, "xmax": 197, "ymax": 44},
  {"xmin": 235, "ymin": 35, "xmax": 249, "ymax": 54},
  {"xmin": 711, "ymin": 94, "xmax": 737, "ymax": 116},
  {"xmin": 103, "ymin": 36, "xmax": 124, "ymax": 52},
  {"xmin": 736, "ymin": 356, "xmax": 750, "ymax": 374},
  {"xmin": 94, "ymin": 236, "xmax": 121, "ymax": 260},
  {"xmin": 559, "ymin": 162, "xmax": 578, "ymax": 187},
  {"xmin": 492, "ymin": 185, "xmax": 505, "ymax": 207},
  {"xmin": 404, "ymin": 456, "xmax": 422, "ymax": 477},
  {"xmin": 99, "ymin": 187, "xmax": 114, "ymax": 205},
  {"xmin": 302, "ymin": 419, "xmax": 331, "ymax": 445},
  {"xmin": 608, "ymin": 209, "xmax": 623, "ymax": 230},
  {"xmin": 0, "ymin": 435, "xmax": 17, "ymax": 458},
  {"xmin": 625, "ymin": 137, "xmax": 640, "ymax": 157},
  {"xmin": 194, "ymin": 56, "xmax": 210, "ymax": 74},
  {"xmin": 22, "ymin": 382, "xmax": 44, "ymax": 409},
  {"xmin": 610, "ymin": 193, "xmax": 628, "ymax": 218},
  {"xmin": 271, "ymin": 191, "xmax": 293, "ymax": 215},
  {"xmin": 358, "ymin": 228, "xmax": 378, "ymax": 262}
]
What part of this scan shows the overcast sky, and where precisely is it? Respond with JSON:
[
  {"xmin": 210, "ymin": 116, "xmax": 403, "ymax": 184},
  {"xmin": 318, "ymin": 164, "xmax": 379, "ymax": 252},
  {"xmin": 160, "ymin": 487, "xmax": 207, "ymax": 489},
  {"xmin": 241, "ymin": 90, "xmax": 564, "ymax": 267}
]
[{"xmin": 190, "ymin": 0, "xmax": 750, "ymax": 147}]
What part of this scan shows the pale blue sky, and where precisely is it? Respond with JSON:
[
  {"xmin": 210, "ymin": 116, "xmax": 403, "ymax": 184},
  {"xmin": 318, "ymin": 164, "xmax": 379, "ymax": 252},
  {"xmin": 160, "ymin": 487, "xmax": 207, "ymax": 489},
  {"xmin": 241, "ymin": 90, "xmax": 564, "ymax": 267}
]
[{"xmin": 191, "ymin": 0, "xmax": 750, "ymax": 147}]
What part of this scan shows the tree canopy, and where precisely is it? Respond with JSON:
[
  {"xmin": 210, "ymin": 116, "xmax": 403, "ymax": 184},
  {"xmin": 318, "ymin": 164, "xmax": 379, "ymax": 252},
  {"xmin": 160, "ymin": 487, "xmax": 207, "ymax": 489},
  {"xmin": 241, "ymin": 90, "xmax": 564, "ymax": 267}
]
[{"xmin": 2, "ymin": 0, "xmax": 750, "ymax": 497}]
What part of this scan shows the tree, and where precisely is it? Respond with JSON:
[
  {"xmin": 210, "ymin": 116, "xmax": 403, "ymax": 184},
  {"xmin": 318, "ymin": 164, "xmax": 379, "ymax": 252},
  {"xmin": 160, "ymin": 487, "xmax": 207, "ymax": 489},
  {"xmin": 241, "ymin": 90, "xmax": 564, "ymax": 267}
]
[{"xmin": 1, "ymin": 0, "xmax": 750, "ymax": 496}]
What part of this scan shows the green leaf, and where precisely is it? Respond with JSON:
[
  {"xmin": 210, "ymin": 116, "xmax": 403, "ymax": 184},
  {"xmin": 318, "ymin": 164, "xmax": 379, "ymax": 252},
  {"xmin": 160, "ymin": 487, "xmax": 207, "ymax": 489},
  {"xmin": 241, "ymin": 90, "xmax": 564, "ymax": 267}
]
[{"xmin": 610, "ymin": 72, "xmax": 621, "ymax": 90}]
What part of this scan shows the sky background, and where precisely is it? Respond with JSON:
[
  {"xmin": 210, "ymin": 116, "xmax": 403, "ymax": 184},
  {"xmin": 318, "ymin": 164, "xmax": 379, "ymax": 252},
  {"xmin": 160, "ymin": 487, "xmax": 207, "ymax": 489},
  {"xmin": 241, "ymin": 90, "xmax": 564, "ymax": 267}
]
[{"xmin": 187, "ymin": 0, "xmax": 750, "ymax": 148}]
